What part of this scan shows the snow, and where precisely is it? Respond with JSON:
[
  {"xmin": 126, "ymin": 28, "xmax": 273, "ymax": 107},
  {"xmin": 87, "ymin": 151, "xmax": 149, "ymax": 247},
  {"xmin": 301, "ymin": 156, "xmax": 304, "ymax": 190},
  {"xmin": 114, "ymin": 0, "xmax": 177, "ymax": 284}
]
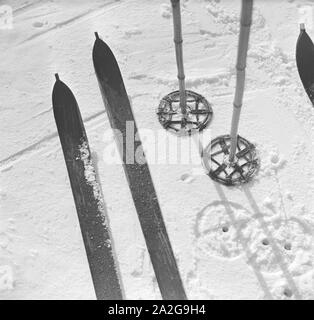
[
  {"xmin": 79, "ymin": 141, "xmax": 105, "ymax": 213},
  {"xmin": 1, "ymin": 0, "xmax": 314, "ymax": 299},
  {"xmin": 160, "ymin": 3, "xmax": 172, "ymax": 19}
]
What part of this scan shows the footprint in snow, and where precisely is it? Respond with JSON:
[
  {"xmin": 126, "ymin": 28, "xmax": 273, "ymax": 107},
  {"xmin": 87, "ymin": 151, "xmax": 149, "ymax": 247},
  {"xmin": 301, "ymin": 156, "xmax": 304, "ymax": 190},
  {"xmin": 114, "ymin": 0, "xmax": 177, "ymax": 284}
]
[
  {"xmin": 194, "ymin": 201, "xmax": 251, "ymax": 259},
  {"xmin": 246, "ymin": 218, "xmax": 313, "ymax": 275},
  {"xmin": 32, "ymin": 21, "xmax": 44, "ymax": 28},
  {"xmin": 180, "ymin": 173, "xmax": 195, "ymax": 184},
  {"xmin": 194, "ymin": 201, "xmax": 313, "ymax": 275}
]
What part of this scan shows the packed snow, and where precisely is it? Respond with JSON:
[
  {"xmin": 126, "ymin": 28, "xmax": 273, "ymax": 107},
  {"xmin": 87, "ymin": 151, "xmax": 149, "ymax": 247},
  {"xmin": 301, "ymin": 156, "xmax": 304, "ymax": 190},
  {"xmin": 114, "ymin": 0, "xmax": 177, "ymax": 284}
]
[{"xmin": 1, "ymin": 0, "xmax": 314, "ymax": 300}]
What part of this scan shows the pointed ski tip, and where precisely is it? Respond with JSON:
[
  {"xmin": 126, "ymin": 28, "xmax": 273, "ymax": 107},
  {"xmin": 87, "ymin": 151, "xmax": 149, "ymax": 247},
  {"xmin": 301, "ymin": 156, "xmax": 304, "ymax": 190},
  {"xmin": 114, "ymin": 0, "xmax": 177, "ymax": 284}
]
[
  {"xmin": 300, "ymin": 23, "xmax": 305, "ymax": 31},
  {"xmin": 94, "ymin": 32, "xmax": 99, "ymax": 40},
  {"xmin": 55, "ymin": 73, "xmax": 60, "ymax": 81}
]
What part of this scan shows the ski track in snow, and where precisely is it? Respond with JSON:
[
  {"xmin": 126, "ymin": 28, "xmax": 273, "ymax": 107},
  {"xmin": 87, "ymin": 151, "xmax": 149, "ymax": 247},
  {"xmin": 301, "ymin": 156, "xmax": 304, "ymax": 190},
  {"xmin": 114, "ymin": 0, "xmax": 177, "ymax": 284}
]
[
  {"xmin": 1, "ymin": 0, "xmax": 314, "ymax": 299},
  {"xmin": 0, "ymin": 110, "xmax": 107, "ymax": 172},
  {"xmin": 19, "ymin": 0, "xmax": 123, "ymax": 46}
]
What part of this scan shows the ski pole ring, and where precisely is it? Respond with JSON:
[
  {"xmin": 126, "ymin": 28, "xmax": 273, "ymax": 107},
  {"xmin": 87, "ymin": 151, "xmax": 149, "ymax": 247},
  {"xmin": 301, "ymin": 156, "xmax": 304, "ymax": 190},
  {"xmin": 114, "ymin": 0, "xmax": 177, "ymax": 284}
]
[
  {"xmin": 157, "ymin": 90, "xmax": 213, "ymax": 135},
  {"xmin": 203, "ymin": 134, "xmax": 259, "ymax": 186}
]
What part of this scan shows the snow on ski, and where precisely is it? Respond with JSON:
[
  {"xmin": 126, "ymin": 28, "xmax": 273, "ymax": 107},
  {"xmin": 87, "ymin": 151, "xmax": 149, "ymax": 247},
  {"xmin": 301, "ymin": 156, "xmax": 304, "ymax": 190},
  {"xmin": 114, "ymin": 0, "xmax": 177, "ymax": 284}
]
[
  {"xmin": 92, "ymin": 32, "xmax": 187, "ymax": 300},
  {"xmin": 52, "ymin": 74, "xmax": 123, "ymax": 300},
  {"xmin": 296, "ymin": 23, "xmax": 314, "ymax": 105}
]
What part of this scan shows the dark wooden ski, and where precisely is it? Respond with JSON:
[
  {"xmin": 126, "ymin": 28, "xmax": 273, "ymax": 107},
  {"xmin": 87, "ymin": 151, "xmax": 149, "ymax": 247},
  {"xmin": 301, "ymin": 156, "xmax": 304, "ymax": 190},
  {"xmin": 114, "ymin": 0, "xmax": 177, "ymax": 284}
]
[
  {"xmin": 92, "ymin": 32, "xmax": 187, "ymax": 300},
  {"xmin": 296, "ymin": 23, "xmax": 314, "ymax": 105},
  {"xmin": 52, "ymin": 74, "xmax": 123, "ymax": 300}
]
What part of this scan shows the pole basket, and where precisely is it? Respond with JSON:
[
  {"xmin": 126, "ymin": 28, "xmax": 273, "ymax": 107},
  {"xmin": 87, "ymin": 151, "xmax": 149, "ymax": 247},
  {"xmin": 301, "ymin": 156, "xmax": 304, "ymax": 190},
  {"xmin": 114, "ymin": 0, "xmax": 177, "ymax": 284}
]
[
  {"xmin": 157, "ymin": 90, "xmax": 213, "ymax": 135},
  {"xmin": 202, "ymin": 134, "xmax": 259, "ymax": 186}
]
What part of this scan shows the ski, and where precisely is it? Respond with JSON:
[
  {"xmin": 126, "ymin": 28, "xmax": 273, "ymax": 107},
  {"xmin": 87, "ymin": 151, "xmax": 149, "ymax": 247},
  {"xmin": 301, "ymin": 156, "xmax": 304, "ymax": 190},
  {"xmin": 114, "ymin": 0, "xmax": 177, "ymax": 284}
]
[
  {"xmin": 52, "ymin": 74, "xmax": 123, "ymax": 300},
  {"xmin": 296, "ymin": 23, "xmax": 314, "ymax": 105},
  {"xmin": 92, "ymin": 32, "xmax": 187, "ymax": 300}
]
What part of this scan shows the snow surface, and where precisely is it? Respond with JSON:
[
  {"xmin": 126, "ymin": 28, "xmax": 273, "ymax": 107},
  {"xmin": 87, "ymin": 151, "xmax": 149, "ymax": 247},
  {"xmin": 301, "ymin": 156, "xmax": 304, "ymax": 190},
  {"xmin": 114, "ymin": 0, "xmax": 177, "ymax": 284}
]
[{"xmin": 1, "ymin": 0, "xmax": 314, "ymax": 300}]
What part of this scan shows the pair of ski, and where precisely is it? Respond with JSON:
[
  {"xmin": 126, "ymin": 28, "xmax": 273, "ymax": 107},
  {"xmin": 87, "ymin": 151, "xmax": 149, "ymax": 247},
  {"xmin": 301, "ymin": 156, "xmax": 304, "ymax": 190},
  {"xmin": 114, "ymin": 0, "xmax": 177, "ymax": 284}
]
[{"xmin": 52, "ymin": 33, "xmax": 187, "ymax": 300}]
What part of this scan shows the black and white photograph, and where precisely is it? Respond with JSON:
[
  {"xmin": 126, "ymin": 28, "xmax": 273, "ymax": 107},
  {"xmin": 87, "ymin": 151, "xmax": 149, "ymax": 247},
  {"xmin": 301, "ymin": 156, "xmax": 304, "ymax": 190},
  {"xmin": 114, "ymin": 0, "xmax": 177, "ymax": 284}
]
[{"xmin": 0, "ymin": 0, "xmax": 314, "ymax": 302}]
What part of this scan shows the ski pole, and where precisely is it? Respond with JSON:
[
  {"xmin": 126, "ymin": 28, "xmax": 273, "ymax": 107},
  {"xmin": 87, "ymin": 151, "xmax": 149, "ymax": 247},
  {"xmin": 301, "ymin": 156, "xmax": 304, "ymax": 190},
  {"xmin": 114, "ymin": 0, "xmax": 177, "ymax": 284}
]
[
  {"xmin": 204, "ymin": 0, "xmax": 258, "ymax": 186},
  {"xmin": 157, "ymin": 1, "xmax": 213, "ymax": 134},
  {"xmin": 171, "ymin": 0, "xmax": 187, "ymax": 115},
  {"xmin": 229, "ymin": 0, "xmax": 253, "ymax": 163}
]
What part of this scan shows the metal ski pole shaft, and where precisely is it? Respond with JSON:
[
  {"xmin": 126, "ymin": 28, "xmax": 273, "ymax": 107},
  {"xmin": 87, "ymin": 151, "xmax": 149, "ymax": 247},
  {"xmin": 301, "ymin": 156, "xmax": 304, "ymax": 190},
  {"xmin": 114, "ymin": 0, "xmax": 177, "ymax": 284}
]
[
  {"xmin": 229, "ymin": 0, "xmax": 253, "ymax": 163},
  {"xmin": 171, "ymin": 0, "xmax": 186, "ymax": 115}
]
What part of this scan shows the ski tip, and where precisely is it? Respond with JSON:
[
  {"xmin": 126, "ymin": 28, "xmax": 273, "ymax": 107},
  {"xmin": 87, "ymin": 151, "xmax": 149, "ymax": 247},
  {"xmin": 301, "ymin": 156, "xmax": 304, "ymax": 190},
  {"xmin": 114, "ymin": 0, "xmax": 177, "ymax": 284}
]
[
  {"xmin": 55, "ymin": 73, "xmax": 60, "ymax": 81},
  {"xmin": 94, "ymin": 32, "xmax": 100, "ymax": 40},
  {"xmin": 52, "ymin": 77, "xmax": 78, "ymax": 113},
  {"xmin": 300, "ymin": 23, "xmax": 305, "ymax": 31}
]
